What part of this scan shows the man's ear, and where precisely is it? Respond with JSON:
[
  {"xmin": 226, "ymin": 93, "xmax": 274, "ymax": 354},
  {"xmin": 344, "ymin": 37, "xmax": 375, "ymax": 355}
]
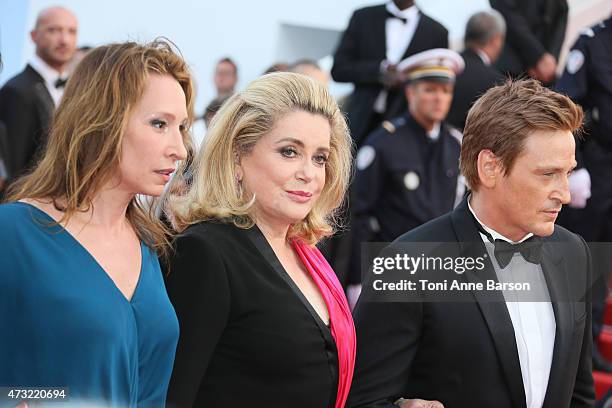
[
  {"xmin": 476, "ymin": 149, "xmax": 501, "ymax": 188},
  {"xmin": 404, "ymin": 83, "xmax": 414, "ymax": 103}
]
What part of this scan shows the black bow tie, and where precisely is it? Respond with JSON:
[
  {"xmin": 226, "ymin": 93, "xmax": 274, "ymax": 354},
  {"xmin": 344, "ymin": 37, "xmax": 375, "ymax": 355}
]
[
  {"xmin": 386, "ymin": 10, "xmax": 407, "ymax": 24},
  {"xmin": 474, "ymin": 220, "xmax": 542, "ymax": 268},
  {"xmin": 54, "ymin": 77, "xmax": 68, "ymax": 89},
  {"xmin": 492, "ymin": 238, "xmax": 543, "ymax": 269}
]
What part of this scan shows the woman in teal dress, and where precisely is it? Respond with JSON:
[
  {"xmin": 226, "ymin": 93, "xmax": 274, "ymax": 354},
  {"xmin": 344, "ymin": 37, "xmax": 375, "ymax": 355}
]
[{"xmin": 0, "ymin": 40, "xmax": 193, "ymax": 407}]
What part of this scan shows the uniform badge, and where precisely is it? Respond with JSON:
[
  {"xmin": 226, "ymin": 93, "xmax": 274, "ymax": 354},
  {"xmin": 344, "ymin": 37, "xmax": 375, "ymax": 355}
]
[
  {"xmin": 404, "ymin": 171, "xmax": 420, "ymax": 190},
  {"xmin": 356, "ymin": 146, "xmax": 376, "ymax": 170},
  {"xmin": 566, "ymin": 50, "xmax": 584, "ymax": 75}
]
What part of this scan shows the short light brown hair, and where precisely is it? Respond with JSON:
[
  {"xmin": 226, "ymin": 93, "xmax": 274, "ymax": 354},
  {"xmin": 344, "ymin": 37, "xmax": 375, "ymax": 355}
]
[
  {"xmin": 7, "ymin": 39, "xmax": 195, "ymax": 254},
  {"xmin": 460, "ymin": 78, "xmax": 583, "ymax": 190},
  {"xmin": 169, "ymin": 72, "xmax": 353, "ymax": 245}
]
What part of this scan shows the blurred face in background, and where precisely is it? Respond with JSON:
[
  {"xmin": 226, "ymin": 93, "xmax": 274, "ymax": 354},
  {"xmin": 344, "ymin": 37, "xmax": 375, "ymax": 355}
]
[
  {"xmin": 292, "ymin": 64, "xmax": 329, "ymax": 88},
  {"xmin": 31, "ymin": 7, "xmax": 78, "ymax": 72},
  {"xmin": 214, "ymin": 60, "xmax": 237, "ymax": 96},
  {"xmin": 406, "ymin": 80, "xmax": 454, "ymax": 127}
]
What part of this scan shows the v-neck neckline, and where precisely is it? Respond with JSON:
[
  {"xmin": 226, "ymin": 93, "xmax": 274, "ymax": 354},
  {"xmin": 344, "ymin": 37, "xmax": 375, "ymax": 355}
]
[
  {"xmin": 245, "ymin": 225, "xmax": 332, "ymax": 332},
  {"xmin": 18, "ymin": 201, "xmax": 145, "ymax": 304}
]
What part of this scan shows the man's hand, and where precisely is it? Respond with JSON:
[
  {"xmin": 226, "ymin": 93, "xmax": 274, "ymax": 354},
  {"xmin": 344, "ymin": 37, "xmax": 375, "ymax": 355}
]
[
  {"xmin": 381, "ymin": 62, "xmax": 403, "ymax": 88},
  {"xmin": 396, "ymin": 398, "xmax": 444, "ymax": 408},
  {"xmin": 528, "ymin": 53, "xmax": 557, "ymax": 83}
]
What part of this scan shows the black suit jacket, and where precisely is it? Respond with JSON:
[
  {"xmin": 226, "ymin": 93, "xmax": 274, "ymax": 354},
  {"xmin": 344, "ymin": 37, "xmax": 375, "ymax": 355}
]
[
  {"xmin": 331, "ymin": 5, "xmax": 448, "ymax": 146},
  {"xmin": 447, "ymin": 49, "xmax": 505, "ymax": 130},
  {"xmin": 491, "ymin": 0, "xmax": 568, "ymax": 77},
  {"xmin": 164, "ymin": 221, "xmax": 339, "ymax": 408},
  {"xmin": 348, "ymin": 197, "xmax": 594, "ymax": 408},
  {"xmin": 0, "ymin": 64, "xmax": 54, "ymax": 180}
]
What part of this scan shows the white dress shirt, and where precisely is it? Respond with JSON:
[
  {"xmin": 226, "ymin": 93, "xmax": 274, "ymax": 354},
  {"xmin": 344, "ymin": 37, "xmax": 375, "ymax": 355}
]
[
  {"xmin": 468, "ymin": 198, "xmax": 556, "ymax": 408},
  {"xmin": 29, "ymin": 54, "xmax": 68, "ymax": 107},
  {"xmin": 373, "ymin": 2, "xmax": 421, "ymax": 113},
  {"xmin": 475, "ymin": 48, "xmax": 492, "ymax": 66}
]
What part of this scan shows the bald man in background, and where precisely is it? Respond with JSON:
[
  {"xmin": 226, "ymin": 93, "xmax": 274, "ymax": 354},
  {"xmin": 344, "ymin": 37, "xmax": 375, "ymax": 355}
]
[{"xmin": 0, "ymin": 7, "xmax": 78, "ymax": 182}]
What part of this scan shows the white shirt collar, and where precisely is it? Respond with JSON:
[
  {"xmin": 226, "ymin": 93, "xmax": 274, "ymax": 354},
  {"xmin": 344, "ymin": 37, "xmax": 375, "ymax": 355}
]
[
  {"xmin": 427, "ymin": 122, "xmax": 441, "ymax": 141},
  {"xmin": 475, "ymin": 49, "xmax": 492, "ymax": 66},
  {"xmin": 29, "ymin": 54, "xmax": 68, "ymax": 107},
  {"xmin": 467, "ymin": 195, "xmax": 533, "ymax": 243},
  {"xmin": 29, "ymin": 54, "xmax": 65, "ymax": 86},
  {"xmin": 386, "ymin": 1, "xmax": 418, "ymax": 20}
]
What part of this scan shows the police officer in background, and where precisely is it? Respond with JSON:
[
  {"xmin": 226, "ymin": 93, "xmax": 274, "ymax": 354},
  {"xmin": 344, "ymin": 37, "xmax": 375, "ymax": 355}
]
[
  {"xmin": 556, "ymin": 14, "xmax": 612, "ymax": 374},
  {"xmin": 346, "ymin": 49, "xmax": 465, "ymax": 306}
]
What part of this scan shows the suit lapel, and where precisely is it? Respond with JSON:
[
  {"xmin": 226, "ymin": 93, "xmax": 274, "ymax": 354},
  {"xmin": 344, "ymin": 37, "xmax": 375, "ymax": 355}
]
[
  {"xmin": 539, "ymin": 242, "xmax": 573, "ymax": 408},
  {"xmin": 372, "ymin": 6, "xmax": 388, "ymax": 60},
  {"xmin": 26, "ymin": 65, "xmax": 55, "ymax": 123},
  {"xmin": 462, "ymin": 49, "xmax": 485, "ymax": 67},
  {"xmin": 451, "ymin": 198, "xmax": 527, "ymax": 408},
  {"xmin": 401, "ymin": 12, "xmax": 426, "ymax": 59}
]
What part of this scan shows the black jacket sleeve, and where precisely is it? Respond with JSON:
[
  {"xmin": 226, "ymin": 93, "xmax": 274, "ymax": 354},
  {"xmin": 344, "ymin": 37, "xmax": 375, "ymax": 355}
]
[
  {"xmin": 347, "ymin": 300, "xmax": 423, "ymax": 407},
  {"xmin": 165, "ymin": 231, "xmax": 231, "ymax": 407},
  {"xmin": 331, "ymin": 9, "xmax": 385, "ymax": 85},
  {"xmin": 490, "ymin": 0, "xmax": 547, "ymax": 68},
  {"xmin": 0, "ymin": 85, "xmax": 37, "ymax": 178}
]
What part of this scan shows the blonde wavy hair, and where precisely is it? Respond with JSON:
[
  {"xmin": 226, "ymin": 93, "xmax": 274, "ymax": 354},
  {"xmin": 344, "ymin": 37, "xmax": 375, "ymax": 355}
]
[
  {"xmin": 6, "ymin": 39, "xmax": 195, "ymax": 254},
  {"xmin": 168, "ymin": 72, "xmax": 352, "ymax": 245}
]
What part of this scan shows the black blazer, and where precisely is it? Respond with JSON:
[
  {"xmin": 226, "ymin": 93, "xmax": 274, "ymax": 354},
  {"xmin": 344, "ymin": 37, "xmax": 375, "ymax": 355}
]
[
  {"xmin": 164, "ymin": 221, "xmax": 339, "ymax": 408},
  {"xmin": 491, "ymin": 0, "xmax": 568, "ymax": 77},
  {"xmin": 0, "ymin": 64, "xmax": 54, "ymax": 180},
  {"xmin": 348, "ymin": 197, "xmax": 594, "ymax": 408},
  {"xmin": 331, "ymin": 5, "xmax": 448, "ymax": 146},
  {"xmin": 447, "ymin": 49, "xmax": 505, "ymax": 130}
]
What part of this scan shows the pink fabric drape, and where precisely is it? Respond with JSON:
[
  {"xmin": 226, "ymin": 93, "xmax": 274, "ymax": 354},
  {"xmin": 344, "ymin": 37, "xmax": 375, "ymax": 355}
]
[{"xmin": 292, "ymin": 240, "xmax": 356, "ymax": 408}]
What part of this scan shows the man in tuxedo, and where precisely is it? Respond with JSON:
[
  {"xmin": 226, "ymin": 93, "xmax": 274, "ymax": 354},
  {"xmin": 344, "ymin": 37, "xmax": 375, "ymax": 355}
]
[
  {"xmin": 490, "ymin": 0, "xmax": 568, "ymax": 84},
  {"xmin": 331, "ymin": 0, "xmax": 448, "ymax": 147},
  {"xmin": 0, "ymin": 6, "xmax": 78, "ymax": 182},
  {"xmin": 348, "ymin": 79, "xmax": 594, "ymax": 408},
  {"xmin": 447, "ymin": 10, "xmax": 506, "ymax": 131}
]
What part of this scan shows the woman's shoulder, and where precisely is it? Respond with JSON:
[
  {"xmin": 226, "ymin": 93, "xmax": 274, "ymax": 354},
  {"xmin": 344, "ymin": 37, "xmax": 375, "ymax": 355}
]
[
  {"xmin": 178, "ymin": 219, "xmax": 250, "ymax": 246},
  {"xmin": 0, "ymin": 201, "xmax": 47, "ymax": 226}
]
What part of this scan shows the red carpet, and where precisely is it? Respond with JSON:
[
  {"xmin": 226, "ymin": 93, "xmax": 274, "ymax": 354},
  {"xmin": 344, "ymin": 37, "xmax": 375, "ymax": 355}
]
[{"xmin": 595, "ymin": 298, "xmax": 612, "ymax": 399}]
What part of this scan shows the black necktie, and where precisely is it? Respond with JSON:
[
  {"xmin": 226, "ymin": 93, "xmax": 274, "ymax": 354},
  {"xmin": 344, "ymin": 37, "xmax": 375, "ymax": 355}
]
[
  {"xmin": 386, "ymin": 10, "xmax": 407, "ymax": 24},
  {"xmin": 54, "ymin": 77, "xmax": 68, "ymax": 89},
  {"xmin": 474, "ymin": 220, "xmax": 542, "ymax": 268}
]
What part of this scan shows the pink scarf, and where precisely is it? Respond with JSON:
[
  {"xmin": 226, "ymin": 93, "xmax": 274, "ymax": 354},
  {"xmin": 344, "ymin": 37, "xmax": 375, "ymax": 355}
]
[{"xmin": 292, "ymin": 240, "xmax": 356, "ymax": 408}]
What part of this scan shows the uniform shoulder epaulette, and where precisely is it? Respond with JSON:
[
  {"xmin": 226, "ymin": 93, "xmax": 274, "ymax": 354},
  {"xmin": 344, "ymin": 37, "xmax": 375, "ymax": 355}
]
[
  {"xmin": 381, "ymin": 120, "xmax": 396, "ymax": 134},
  {"xmin": 448, "ymin": 126, "xmax": 463, "ymax": 144},
  {"xmin": 381, "ymin": 117, "xmax": 407, "ymax": 134}
]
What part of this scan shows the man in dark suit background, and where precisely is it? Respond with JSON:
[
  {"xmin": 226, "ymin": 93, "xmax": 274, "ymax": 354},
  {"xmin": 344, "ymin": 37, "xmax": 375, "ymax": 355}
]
[
  {"xmin": 349, "ymin": 79, "xmax": 594, "ymax": 408},
  {"xmin": 331, "ymin": 0, "xmax": 448, "ymax": 147},
  {"xmin": 490, "ymin": 0, "xmax": 568, "ymax": 84},
  {"xmin": 0, "ymin": 6, "xmax": 78, "ymax": 182},
  {"xmin": 447, "ymin": 10, "xmax": 506, "ymax": 131}
]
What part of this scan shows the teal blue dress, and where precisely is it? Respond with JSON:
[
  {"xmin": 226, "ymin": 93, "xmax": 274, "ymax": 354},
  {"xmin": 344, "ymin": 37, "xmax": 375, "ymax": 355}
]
[{"xmin": 0, "ymin": 202, "xmax": 179, "ymax": 407}]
